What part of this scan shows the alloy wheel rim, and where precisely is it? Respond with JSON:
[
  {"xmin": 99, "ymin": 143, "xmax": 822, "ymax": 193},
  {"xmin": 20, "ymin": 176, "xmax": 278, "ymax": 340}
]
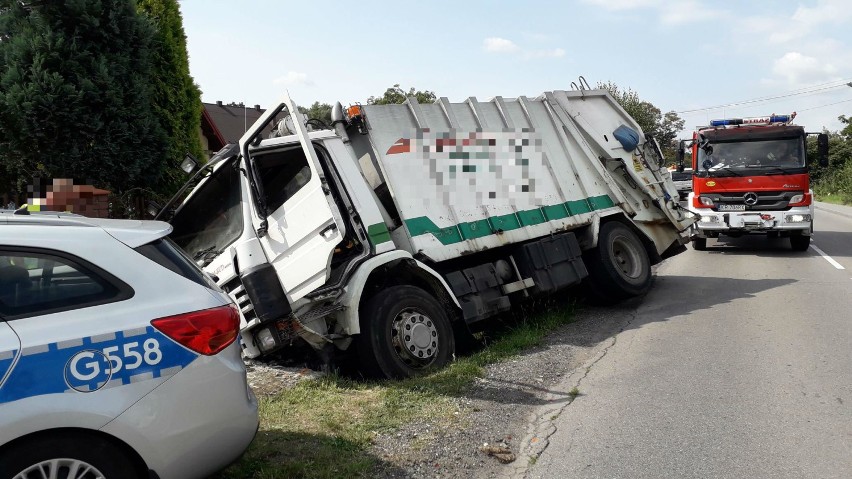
[{"xmin": 14, "ymin": 458, "xmax": 105, "ymax": 479}]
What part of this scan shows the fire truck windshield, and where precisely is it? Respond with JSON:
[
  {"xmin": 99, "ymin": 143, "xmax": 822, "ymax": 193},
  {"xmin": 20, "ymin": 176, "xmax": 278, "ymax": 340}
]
[{"xmin": 697, "ymin": 137, "xmax": 805, "ymax": 176}]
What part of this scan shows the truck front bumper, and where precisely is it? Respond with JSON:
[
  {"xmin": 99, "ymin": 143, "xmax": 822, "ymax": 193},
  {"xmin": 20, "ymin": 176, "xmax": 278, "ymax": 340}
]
[{"xmin": 690, "ymin": 207, "xmax": 813, "ymax": 238}]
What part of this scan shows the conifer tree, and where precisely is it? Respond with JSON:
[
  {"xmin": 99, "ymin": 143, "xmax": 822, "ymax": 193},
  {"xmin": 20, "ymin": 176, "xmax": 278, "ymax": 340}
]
[{"xmin": 0, "ymin": 0, "xmax": 167, "ymax": 197}]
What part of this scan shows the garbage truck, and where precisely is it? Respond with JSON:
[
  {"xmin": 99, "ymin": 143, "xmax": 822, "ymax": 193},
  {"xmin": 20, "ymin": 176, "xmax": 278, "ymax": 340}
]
[{"xmin": 161, "ymin": 88, "xmax": 694, "ymax": 378}]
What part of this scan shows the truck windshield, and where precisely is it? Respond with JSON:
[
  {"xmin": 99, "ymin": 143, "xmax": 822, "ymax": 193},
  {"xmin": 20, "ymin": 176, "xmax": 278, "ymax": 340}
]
[
  {"xmin": 698, "ymin": 137, "xmax": 805, "ymax": 176},
  {"xmin": 169, "ymin": 158, "xmax": 243, "ymax": 265}
]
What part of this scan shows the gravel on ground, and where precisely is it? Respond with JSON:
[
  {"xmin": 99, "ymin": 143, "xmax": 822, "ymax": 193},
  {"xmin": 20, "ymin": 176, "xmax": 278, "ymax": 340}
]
[{"xmin": 244, "ymin": 298, "xmax": 641, "ymax": 478}]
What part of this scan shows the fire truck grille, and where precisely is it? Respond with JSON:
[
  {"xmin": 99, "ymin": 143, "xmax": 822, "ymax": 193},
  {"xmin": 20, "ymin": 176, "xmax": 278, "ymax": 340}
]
[{"xmin": 704, "ymin": 191, "xmax": 804, "ymax": 211}]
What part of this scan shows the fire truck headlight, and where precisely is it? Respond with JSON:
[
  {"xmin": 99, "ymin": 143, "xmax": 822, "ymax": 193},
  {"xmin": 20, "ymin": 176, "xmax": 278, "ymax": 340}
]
[
  {"xmin": 699, "ymin": 197, "xmax": 714, "ymax": 206},
  {"xmin": 785, "ymin": 214, "xmax": 811, "ymax": 223},
  {"xmin": 700, "ymin": 215, "xmax": 720, "ymax": 223},
  {"xmin": 789, "ymin": 194, "xmax": 804, "ymax": 204}
]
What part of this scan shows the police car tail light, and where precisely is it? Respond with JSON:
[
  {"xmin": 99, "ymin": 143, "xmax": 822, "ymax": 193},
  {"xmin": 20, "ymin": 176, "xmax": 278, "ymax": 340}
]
[{"xmin": 151, "ymin": 304, "xmax": 240, "ymax": 355}]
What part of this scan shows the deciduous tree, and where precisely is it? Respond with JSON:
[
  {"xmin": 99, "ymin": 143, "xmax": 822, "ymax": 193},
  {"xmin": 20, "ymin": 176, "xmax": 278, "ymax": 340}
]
[
  {"xmin": 810, "ymin": 116, "xmax": 852, "ymax": 202},
  {"xmin": 368, "ymin": 84, "xmax": 436, "ymax": 105},
  {"xmin": 597, "ymin": 81, "xmax": 684, "ymax": 160},
  {"xmin": 298, "ymin": 101, "xmax": 333, "ymax": 126}
]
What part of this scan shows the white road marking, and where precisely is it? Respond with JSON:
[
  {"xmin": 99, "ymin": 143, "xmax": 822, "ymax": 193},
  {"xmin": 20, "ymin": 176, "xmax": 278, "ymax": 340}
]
[{"xmin": 811, "ymin": 244, "xmax": 845, "ymax": 270}]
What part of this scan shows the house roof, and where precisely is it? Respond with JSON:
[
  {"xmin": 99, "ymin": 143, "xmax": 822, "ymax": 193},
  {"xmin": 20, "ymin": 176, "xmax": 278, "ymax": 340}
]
[{"xmin": 201, "ymin": 102, "xmax": 275, "ymax": 150}]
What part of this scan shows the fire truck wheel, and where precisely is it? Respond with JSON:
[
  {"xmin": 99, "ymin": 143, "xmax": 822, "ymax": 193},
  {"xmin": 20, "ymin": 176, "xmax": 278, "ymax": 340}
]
[
  {"xmin": 692, "ymin": 237, "xmax": 707, "ymax": 251},
  {"xmin": 356, "ymin": 285, "xmax": 455, "ymax": 379},
  {"xmin": 790, "ymin": 233, "xmax": 811, "ymax": 251},
  {"xmin": 584, "ymin": 221, "xmax": 651, "ymax": 300}
]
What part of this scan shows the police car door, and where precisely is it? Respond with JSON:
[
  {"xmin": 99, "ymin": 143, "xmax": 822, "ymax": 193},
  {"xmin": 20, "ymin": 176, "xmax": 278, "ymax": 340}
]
[
  {"xmin": 240, "ymin": 93, "xmax": 345, "ymax": 302},
  {"xmin": 0, "ymin": 247, "xmax": 181, "ymax": 430},
  {"xmin": 0, "ymin": 323, "xmax": 20, "ymax": 394}
]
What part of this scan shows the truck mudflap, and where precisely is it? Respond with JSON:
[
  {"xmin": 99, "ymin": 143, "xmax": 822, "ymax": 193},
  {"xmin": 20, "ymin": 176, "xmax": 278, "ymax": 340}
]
[{"xmin": 660, "ymin": 236, "xmax": 688, "ymax": 260}]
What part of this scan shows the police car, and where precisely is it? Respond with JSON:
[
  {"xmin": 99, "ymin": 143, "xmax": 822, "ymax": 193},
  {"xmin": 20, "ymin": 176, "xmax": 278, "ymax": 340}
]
[{"xmin": 0, "ymin": 210, "xmax": 258, "ymax": 479}]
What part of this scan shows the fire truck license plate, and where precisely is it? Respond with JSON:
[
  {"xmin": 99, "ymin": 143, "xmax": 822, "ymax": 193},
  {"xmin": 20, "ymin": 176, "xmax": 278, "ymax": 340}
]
[{"xmin": 718, "ymin": 205, "xmax": 746, "ymax": 211}]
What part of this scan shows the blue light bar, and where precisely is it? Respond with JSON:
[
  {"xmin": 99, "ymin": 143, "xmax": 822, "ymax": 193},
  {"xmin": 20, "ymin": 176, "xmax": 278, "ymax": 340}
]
[{"xmin": 709, "ymin": 113, "xmax": 795, "ymax": 127}]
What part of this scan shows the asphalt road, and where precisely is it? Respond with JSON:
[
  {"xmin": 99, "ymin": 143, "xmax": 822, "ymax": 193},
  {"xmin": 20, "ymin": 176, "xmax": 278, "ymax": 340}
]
[{"xmin": 526, "ymin": 202, "xmax": 852, "ymax": 479}]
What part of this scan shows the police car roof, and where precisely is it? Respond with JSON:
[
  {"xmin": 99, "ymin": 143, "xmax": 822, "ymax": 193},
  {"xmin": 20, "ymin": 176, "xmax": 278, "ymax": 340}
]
[{"xmin": 0, "ymin": 210, "xmax": 172, "ymax": 248}]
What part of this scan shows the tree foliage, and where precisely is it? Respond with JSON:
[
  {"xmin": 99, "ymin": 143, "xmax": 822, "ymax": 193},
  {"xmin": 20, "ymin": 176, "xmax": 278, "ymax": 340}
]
[
  {"xmin": 597, "ymin": 81, "xmax": 684, "ymax": 161},
  {"xmin": 298, "ymin": 101, "xmax": 333, "ymax": 126},
  {"xmin": 299, "ymin": 84, "xmax": 438, "ymax": 130},
  {"xmin": 137, "ymin": 0, "xmax": 203, "ymax": 195},
  {"xmin": 367, "ymin": 84, "xmax": 436, "ymax": 105},
  {"xmin": 0, "ymin": 0, "xmax": 167, "ymax": 202},
  {"xmin": 810, "ymin": 115, "xmax": 852, "ymax": 203}
]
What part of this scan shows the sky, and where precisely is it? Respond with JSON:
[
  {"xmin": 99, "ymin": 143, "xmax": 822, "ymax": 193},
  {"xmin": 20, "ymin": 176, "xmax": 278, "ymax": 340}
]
[{"xmin": 179, "ymin": 0, "xmax": 852, "ymax": 136}]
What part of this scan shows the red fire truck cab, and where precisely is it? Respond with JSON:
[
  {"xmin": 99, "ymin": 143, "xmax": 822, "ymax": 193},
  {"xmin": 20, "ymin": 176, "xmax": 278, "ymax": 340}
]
[{"xmin": 677, "ymin": 114, "xmax": 829, "ymax": 251}]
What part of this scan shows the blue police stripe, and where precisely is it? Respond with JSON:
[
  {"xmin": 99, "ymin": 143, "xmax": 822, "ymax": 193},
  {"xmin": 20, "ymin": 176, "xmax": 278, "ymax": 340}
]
[
  {"xmin": 0, "ymin": 327, "xmax": 198, "ymax": 404},
  {"xmin": 0, "ymin": 351, "xmax": 16, "ymax": 384}
]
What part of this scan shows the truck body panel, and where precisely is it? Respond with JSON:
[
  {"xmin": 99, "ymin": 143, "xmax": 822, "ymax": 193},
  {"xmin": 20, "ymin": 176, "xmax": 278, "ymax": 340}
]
[{"xmin": 349, "ymin": 91, "xmax": 690, "ymax": 264}]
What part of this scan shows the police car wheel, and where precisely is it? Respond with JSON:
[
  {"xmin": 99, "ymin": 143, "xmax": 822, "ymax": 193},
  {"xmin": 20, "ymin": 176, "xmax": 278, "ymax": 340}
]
[{"xmin": 0, "ymin": 432, "xmax": 144, "ymax": 479}]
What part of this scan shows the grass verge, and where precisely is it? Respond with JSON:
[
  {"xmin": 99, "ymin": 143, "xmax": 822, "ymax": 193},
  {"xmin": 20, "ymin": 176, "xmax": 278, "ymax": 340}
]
[
  {"xmin": 218, "ymin": 303, "xmax": 575, "ymax": 479},
  {"xmin": 815, "ymin": 193, "xmax": 851, "ymax": 206}
]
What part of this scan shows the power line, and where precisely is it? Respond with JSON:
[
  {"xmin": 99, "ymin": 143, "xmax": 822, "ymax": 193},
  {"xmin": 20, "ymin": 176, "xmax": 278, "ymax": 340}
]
[
  {"xmin": 676, "ymin": 79, "xmax": 852, "ymax": 114},
  {"xmin": 798, "ymin": 98, "xmax": 852, "ymax": 112}
]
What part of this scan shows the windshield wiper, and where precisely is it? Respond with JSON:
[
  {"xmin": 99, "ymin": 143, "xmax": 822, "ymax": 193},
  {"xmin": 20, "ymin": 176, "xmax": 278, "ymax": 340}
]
[
  {"xmin": 708, "ymin": 166, "xmax": 743, "ymax": 177},
  {"xmin": 747, "ymin": 165, "xmax": 798, "ymax": 175},
  {"xmin": 192, "ymin": 245, "xmax": 216, "ymax": 260},
  {"xmin": 192, "ymin": 246, "xmax": 222, "ymax": 267}
]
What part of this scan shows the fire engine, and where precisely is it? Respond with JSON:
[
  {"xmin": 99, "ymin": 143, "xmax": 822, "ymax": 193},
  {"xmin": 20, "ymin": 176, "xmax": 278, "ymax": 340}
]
[{"xmin": 678, "ymin": 113, "xmax": 829, "ymax": 251}]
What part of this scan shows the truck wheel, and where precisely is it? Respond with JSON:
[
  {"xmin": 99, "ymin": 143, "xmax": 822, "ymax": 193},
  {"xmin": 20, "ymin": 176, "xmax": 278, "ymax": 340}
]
[
  {"xmin": 790, "ymin": 234, "xmax": 810, "ymax": 251},
  {"xmin": 357, "ymin": 285, "xmax": 455, "ymax": 379},
  {"xmin": 0, "ymin": 432, "xmax": 144, "ymax": 479},
  {"xmin": 584, "ymin": 221, "xmax": 651, "ymax": 300},
  {"xmin": 692, "ymin": 237, "xmax": 707, "ymax": 251}
]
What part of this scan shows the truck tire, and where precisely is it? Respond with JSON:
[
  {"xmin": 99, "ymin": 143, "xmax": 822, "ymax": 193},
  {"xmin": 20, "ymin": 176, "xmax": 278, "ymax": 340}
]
[
  {"xmin": 584, "ymin": 222, "xmax": 651, "ymax": 300},
  {"xmin": 692, "ymin": 237, "xmax": 707, "ymax": 251},
  {"xmin": 790, "ymin": 233, "xmax": 810, "ymax": 251},
  {"xmin": 356, "ymin": 285, "xmax": 455, "ymax": 379},
  {"xmin": 0, "ymin": 432, "xmax": 144, "ymax": 479}
]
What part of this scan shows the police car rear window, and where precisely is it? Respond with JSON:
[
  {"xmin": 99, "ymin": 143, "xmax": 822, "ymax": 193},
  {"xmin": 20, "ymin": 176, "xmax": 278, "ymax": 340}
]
[
  {"xmin": 134, "ymin": 238, "xmax": 217, "ymax": 290},
  {"xmin": 0, "ymin": 249, "xmax": 132, "ymax": 319}
]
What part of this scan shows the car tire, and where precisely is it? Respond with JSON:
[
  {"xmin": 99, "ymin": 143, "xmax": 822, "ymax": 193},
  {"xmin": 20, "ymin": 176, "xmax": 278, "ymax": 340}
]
[
  {"xmin": 0, "ymin": 431, "xmax": 145, "ymax": 479},
  {"xmin": 583, "ymin": 221, "xmax": 651, "ymax": 301},
  {"xmin": 356, "ymin": 285, "xmax": 455, "ymax": 379},
  {"xmin": 692, "ymin": 237, "xmax": 707, "ymax": 251}
]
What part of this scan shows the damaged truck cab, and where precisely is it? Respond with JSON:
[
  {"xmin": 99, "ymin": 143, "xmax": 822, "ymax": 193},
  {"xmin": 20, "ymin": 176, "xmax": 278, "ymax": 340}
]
[{"xmin": 165, "ymin": 89, "xmax": 694, "ymax": 378}]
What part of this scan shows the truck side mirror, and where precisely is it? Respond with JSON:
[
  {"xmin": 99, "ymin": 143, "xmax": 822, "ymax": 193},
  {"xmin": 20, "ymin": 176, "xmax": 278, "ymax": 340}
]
[
  {"xmin": 676, "ymin": 140, "xmax": 685, "ymax": 172},
  {"xmin": 817, "ymin": 133, "xmax": 829, "ymax": 167}
]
